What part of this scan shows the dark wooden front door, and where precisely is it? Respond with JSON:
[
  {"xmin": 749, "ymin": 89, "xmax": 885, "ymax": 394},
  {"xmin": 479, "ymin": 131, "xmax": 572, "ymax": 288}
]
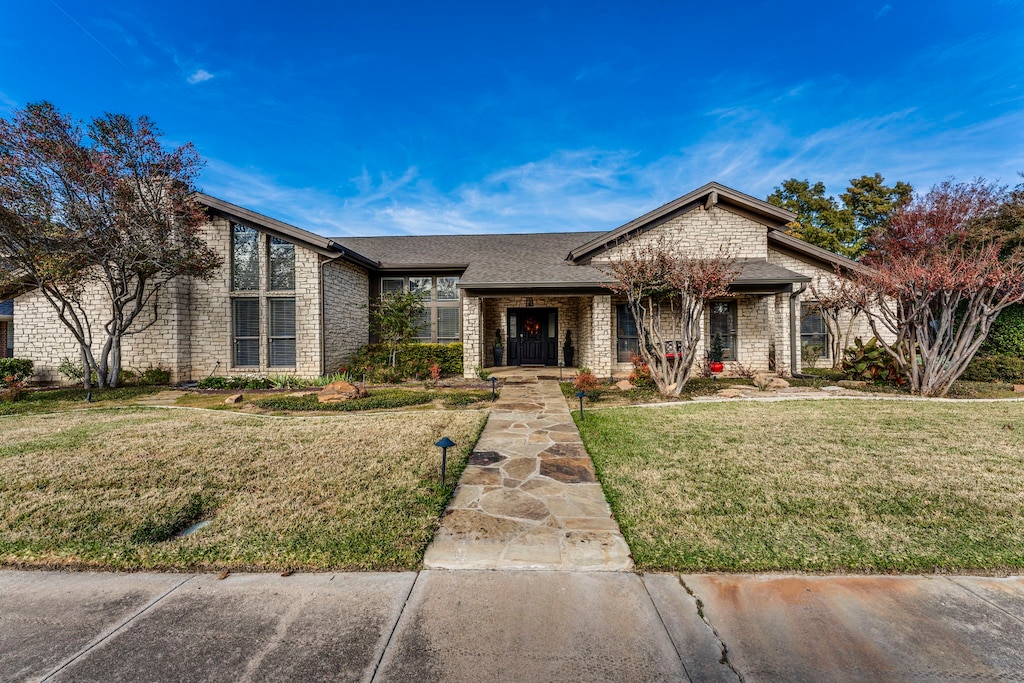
[{"xmin": 507, "ymin": 308, "xmax": 558, "ymax": 366}]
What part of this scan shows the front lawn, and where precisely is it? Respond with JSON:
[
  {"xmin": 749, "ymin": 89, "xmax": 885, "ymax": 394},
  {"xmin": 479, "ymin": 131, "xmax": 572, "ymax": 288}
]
[
  {"xmin": 0, "ymin": 386, "xmax": 164, "ymax": 416},
  {"xmin": 0, "ymin": 407, "xmax": 486, "ymax": 571},
  {"xmin": 576, "ymin": 400, "xmax": 1024, "ymax": 573}
]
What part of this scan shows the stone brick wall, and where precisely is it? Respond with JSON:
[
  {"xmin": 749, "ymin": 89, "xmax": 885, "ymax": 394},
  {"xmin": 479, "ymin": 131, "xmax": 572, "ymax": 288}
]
[
  {"xmin": 461, "ymin": 296, "xmax": 482, "ymax": 378},
  {"xmin": 594, "ymin": 204, "xmax": 768, "ymax": 263},
  {"xmin": 13, "ymin": 216, "xmax": 341, "ymax": 383},
  {"xmin": 322, "ymin": 259, "xmax": 370, "ymax": 373},
  {"xmin": 479, "ymin": 296, "xmax": 585, "ymax": 370}
]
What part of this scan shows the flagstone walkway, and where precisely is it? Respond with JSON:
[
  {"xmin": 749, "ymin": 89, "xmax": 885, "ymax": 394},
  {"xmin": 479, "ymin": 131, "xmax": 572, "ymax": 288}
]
[{"xmin": 424, "ymin": 379, "xmax": 633, "ymax": 571}]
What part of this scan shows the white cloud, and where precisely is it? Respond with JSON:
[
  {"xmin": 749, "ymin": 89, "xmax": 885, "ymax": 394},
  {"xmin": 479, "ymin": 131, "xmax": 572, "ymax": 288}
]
[
  {"xmin": 875, "ymin": 4, "xmax": 892, "ymax": 19},
  {"xmin": 187, "ymin": 68, "xmax": 214, "ymax": 84}
]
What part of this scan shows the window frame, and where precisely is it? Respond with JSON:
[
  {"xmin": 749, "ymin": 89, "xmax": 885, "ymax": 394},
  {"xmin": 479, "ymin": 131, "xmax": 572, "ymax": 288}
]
[
  {"xmin": 268, "ymin": 236, "xmax": 296, "ymax": 291},
  {"xmin": 800, "ymin": 301, "xmax": 830, "ymax": 361},
  {"xmin": 232, "ymin": 297, "xmax": 260, "ymax": 367},
  {"xmin": 709, "ymin": 300, "xmax": 738, "ymax": 361},
  {"xmin": 231, "ymin": 223, "xmax": 260, "ymax": 292},
  {"xmin": 616, "ymin": 304, "xmax": 640, "ymax": 363},
  {"xmin": 376, "ymin": 275, "xmax": 462, "ymax": 343}
]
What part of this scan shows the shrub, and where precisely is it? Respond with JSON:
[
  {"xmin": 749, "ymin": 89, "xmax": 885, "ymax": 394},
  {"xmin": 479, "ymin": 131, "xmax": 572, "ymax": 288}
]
[
  {"xmin": 138, "ymin": 367, "xmax": 172, "ymax": 385},
  {"xmin": 961, "ymin": 354, "xmax": 1024, "ymax": 383},
  {"xmin": 254, "ymin": 389, "xmax": 436, "ymax": 412},
  {"xmin": 58, "ymin": 357, "xmax": 84, "ymax": 383},
  {"xmin": 842, "ymin": 337, "xmax": 907, "ymax": 384},
  {"xmin": 979, "ymin": 304, "xmax": 1024, "ymax": 357},
  {"xmin": 197, "ymin": 376, "xmax": 276, "ymax": 390},
  {"xmin": 628, "ymin": 353, "xmax": 656, "ymax": 390},
  {"xmin": 0, "ymin": 358, "xmax": 33, "ymax": 387},
  {"xmin": 350, "ymin": 342, "xmax": 463, "ymax": 382}
]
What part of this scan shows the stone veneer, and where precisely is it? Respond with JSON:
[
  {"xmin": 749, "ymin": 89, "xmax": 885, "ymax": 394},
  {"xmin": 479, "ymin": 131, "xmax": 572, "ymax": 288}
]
[{"xmin": 14, "ymin": 216, "xmax": 367, "ymax": 383}]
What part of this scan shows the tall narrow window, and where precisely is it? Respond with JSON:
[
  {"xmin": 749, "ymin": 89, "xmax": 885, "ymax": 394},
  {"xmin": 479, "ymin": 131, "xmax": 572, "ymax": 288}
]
[
  {"xmin": 414, "ymin": 309, "xmax": 432, "ymax": 341},
  {"xmin": 437, "ymin": 308, "xmax": 460, "ymax": 343},
  {"xmin": 268, "ymin": 298, "xmax": 296, "ymax": 367},
  {"xmin": 233, "ymin": 298, "xmax": 260, "ymax": 366},
  {"xmin": 800, "ymin": 302, "xmax": 829, "ymax": 360},
  {"xmin": 709, "ymin": 301, "xmax": 738, "ymax": 360},
  {"xmin": 232, "ymin": 224, "xmax": 259, "ymax": 291},
  {"xmin": 616, "ymin": 304, "xmax": 640, "ymax": 362},
  {"xmin": 268, "ymin": 237, "xmax": 295, "ymax": 290}
]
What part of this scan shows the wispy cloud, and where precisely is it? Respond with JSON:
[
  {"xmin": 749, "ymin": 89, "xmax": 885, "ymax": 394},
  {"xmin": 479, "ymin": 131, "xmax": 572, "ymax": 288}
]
[
  {"xmin": 875, "ymin": 4, "xmax": 892, "ymax": 19},
  {"xmin": 187, "ymin": 68, "xmax": 215, "ymax": 84}
]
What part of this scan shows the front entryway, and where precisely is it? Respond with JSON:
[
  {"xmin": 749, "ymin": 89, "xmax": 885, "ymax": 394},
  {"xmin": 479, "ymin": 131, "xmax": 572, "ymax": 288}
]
[{"xmin": 506, "ymin": 308, "xmax": 558, "ymax": 366}]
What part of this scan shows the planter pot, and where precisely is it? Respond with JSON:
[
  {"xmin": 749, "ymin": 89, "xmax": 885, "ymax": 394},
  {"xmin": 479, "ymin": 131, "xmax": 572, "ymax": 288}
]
[
  {"xmin": 493, "ymin": 347, "xmax": 503, "ymax": 366},
  {"xmin": 710, "ymin": 361, "xmax": 724, "ymax": 373},
  {"xmin": 564, "ymin": 348, "xmax": 574, "ymax": 367}
]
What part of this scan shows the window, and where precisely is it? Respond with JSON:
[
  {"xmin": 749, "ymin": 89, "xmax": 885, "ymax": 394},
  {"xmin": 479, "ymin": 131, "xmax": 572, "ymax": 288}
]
[
  {"xmin": 381, "ymin": 277, "xmax": 404, "ymax": 295},
  {"xmin": 232, "ymin": 224, "xmax": 259, "ymax": 291},
  {"xmin": 801, "ymin": 302, "xmax": 829, "ymax": 360},
  {"xmin": 437, "ymin": 277, "xmax": 459, "ymax": 301},
  {"xmin": 377, "ymin": 275, "xmax": 461, "ymax": 343},
  {"xmin": 617, "ymin": 305, "xmax": 639, "ymax": 362},
  {"xmin": 437, "ymin": 308, "xmax": 460, "ymax": 343},
  {"xmin": 268, "ymin": 237, "xmax": 295, "ymax": 290},
  {"xmin": 233, "ymin": 298, "xmax": 260, "ymax": 366},
  {"xmin": 709, "ymin": 301, "xmax": 738, "ymax": 360},
  {"xmin": 268, "ymin": 298, "xmax": 296, "ymax": 367}
]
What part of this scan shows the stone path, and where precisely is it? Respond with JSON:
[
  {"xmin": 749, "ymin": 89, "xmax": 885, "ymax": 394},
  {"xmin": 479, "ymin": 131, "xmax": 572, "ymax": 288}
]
[{"xmin": 424, "ymin": 379, "xmax": 633, "ymax": 571}]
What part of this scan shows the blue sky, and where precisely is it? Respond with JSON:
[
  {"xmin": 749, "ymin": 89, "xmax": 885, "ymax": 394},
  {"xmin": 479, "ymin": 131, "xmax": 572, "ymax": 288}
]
[{"xmin": 2, "ymin": 1, "xmax": 1023, "ymax": 236}]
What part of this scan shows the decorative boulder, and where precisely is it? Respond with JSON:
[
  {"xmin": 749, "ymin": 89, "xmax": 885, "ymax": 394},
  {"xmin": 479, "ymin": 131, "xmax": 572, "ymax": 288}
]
[
  {"xmin": 766, "ymin": 377, "xmax": 790, "ymax": 390},
  {"xmin": 615, "ymin": 380, "xmax": 633, "ymax": 392},
  {"xmin": 318, "ymin": 381, "xmax": 369, "ymax": 403},
  {"xmin": 224, "ymin": 393, "xmax": 243, "ymax": 404}
]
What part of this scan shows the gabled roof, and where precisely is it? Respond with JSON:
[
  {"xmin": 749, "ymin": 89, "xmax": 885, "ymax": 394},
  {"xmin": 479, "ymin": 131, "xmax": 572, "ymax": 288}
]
[
  {"xmin": 334, "ymin": 232, "xmax": 610, "ymax": 288},
  {"xmin": 195, "ymin": 193, "xmax": 379, "ymax": 269},
  {"xmin": 767, "ymin": 229, "xmax": 866, "ymax": 273},
  {"xmin": 568, "ymin": 182, "xmax": 797, "ymax": 263}
]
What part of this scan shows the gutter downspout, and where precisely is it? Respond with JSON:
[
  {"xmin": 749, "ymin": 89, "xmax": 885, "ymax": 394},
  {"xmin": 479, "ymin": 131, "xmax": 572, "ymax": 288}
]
[
  {"xmin": 789, "ymin": 282, "xmax": 816, "ymax": 379},
  {"xmin": 319, "ymin": 252, "xmax": 347, "ymax": 377}
]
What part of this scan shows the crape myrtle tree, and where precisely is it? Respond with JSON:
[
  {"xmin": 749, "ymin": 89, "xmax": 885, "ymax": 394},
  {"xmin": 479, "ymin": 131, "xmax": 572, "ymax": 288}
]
[
  {"xmin": 806, "ymin": 279, "xmax": 863, "ymax": 370},
  {"xmin": 0, "ymin": 102, "xmax": 221, "ymax": 388},
  {"xmin": 845, "ymin": 179, "xmax": 1024, "ymax": 397},
  {"xmin": 605, "ymin": 238, "xmax": 737, "ymax": 396}
]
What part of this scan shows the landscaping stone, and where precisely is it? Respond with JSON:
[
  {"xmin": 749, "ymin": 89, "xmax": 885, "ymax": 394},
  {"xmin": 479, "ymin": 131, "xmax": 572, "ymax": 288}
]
[
  {"xmin": 616, "ymin": 379, "xmax": 633, "ymax": 391},
  {"xmin": 423, "ymin": 379, "xmax": 632, "ymax": 571},
  {"xmin": 838, "ymin": 380, "xmax": 868, "ymax": 388},
  {"xmin": 317, "ymin": 380, "xmax": 368, "ymax": 403},
  {"xmin": 767, "ymin": 377, "xmax": 790, "ymax": 389},
  {"xmin": 224, "ymin": 393, "xmax": 243, "ymax": 404},
  {"xmin": 717, "ymin": 388, "xmax": 745, "ymax": 398},
  {"xmin": 1015, "ymin": 384, "xmax": 1024, "ymax": 393},
  {"xmin": 821, "ymin": 385, "xmax": 843, "ymax": 392}
]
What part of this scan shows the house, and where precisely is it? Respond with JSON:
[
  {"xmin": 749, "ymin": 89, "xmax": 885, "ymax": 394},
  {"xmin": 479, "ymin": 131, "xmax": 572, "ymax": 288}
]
[
  {"xmin": 0, "ymin": 299, "xmax": 12, "ymax": 359},
  {"xmin": 9, "ymin": 182, "xmax": 868, "ymax": 383}
]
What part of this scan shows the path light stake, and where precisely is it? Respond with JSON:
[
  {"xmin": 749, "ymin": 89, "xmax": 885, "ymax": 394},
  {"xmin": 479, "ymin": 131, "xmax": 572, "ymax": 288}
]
[
  {"xmin": 435, "ymin": 437, "xmax": 455, "ymax": 486},
  {"xmin": 576, "ymin": 390, "xmax": 585, "ymax": 419},
  {"xmin": 490, "ymin": 376, "xmax": 497, "ymax": 400},
  {"xmin": 558, "ymin": 361, "xmax": 564, "ymax": 380}
]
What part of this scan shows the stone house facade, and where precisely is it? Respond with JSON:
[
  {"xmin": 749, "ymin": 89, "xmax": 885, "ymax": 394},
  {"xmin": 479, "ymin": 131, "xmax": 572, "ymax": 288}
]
[{"xmin": 7, "ymin": 182, "xmax": 868, "ymax": 383}]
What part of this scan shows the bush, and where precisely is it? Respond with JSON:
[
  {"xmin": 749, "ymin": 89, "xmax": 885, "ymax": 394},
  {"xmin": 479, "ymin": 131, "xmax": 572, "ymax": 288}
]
[
  {"xmin": 442, "ymin": 390, "xmax": 493, "ymax": 407},
  {"xmin": 979, "ymin": 304, "xmax": 1024, "ymax": 357},
  {"xmin": 254, "ymin": 389, "xmax": 436, "ymax": 412},
  {"xmin": 628, "ymin": 353, "xmax": 656, "ymax": 390},
  {"xmin": 961, "ymin": 354, "xmax": 1024, "ymax": 383},
  {"xmin": 138, "ymin": 367, "xmax": 172, "ymax": 385},
  {"xmin": 842, "ymin": 337, "xmax": 906, "ymax": 384},
  {"xmin": 0, "ymin": 358, "xmax": 33, "ymax": 387},
  {"xmin": 350, "ymin": 342, "xmax": 463, "ymax": 382},
  {"xmin": 198, "ymin": 376, "xmax": 276, "ymax": 390}
]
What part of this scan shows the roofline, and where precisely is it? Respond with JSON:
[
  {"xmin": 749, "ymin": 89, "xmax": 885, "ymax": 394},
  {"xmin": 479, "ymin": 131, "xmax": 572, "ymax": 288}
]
[
  {"xmin": 767, "ymin": 230, "xmax": 867, "ymax": 273},
  {"xmin": 195, "ymin": 193, "xmax": 380, "ymax": 270},
  {"xmin": 567, "ymin": 182, "xmax": 797, "ymax": 262},
  {"xmin": 459, "ymin": 281, "xmax": 613, "ymax": 290}
]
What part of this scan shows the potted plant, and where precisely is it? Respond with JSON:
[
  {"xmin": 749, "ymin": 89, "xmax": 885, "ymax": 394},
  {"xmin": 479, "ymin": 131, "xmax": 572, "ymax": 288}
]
[
  {"xmin": 708, "ymin": 334, "xmax": 725, "ymax": 373},
  {"xmin": 493, "ymin": 328, "xmax": 504, "ymax": 367},
  {"xmin": 563, "ymin": 330, "xmax": 575, "ymax": 367}
]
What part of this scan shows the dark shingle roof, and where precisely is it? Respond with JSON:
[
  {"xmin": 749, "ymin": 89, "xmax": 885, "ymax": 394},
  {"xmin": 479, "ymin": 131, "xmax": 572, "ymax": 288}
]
[
  {"xmin": 0, "ymin": 299, "xmax": 12, "ymax": 317},
  {"xmin": 334, "ymin": 232, "xmax": 612, "ymax": 288},
  {"xmin": 333, "ymin": 234, "xmax": 810, "ymax": 288}
]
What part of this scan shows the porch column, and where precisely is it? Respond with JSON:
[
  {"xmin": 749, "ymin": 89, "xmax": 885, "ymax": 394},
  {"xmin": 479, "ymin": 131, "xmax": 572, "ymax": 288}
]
[
  {"xmin": 591, "ymin": 295, "xmax": 613, "ymax": 378},
  {"xmin": 462, "ymin": 295, "xmax": 482, "ymax": 378},
  {"xmin": 774, "ymin": 293, "xmax": 792, "ymax": 377}
]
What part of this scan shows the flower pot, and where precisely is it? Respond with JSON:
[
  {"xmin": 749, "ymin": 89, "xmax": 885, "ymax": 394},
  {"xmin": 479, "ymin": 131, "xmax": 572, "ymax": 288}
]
[
  {"xmin": 564, "ymin": 348, "xmax": 574, "ymax": 368},
  {"xmin": 493, "ymin": 347, "xmax": 503, "ymax": 366},
  {"xmin": 710, "ymin": 361, "xmax": 724, "ymax": 373}
]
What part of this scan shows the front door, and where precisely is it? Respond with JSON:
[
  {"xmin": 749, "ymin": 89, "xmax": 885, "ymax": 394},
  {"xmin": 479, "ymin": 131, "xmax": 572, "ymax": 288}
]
[{"xmin": 507, "ymin": 308, "xmax": 558, "ymax": 366}]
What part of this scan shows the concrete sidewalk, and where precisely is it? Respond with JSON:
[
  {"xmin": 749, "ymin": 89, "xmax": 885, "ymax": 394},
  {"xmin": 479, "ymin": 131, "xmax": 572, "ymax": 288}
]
[{"xmin": 3, "ymin": 570, "xmax": 1022, "ymax": 682}]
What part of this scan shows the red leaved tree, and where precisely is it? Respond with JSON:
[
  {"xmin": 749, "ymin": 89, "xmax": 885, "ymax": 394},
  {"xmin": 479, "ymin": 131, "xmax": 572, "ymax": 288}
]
[
  {"xmin": 0, "ymin": 102, "xmax": 221, "ymax": 388},
  {"xmin": 605, "ymin": 238, "xmax": 737, "ymax": 396},
  {"xmin": 846, "ymin": 179, "xmax": 1024, "ymax": 396}
]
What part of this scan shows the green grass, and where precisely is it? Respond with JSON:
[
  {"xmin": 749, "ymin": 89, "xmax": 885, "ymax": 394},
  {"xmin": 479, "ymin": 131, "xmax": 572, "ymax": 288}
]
[
  {"xmin": 576, "ymin": 400, "xmax": 1024, "ymax": 573},
  {"xmin": 0, "ymin": 407, "xmax": 487, "ymax": 571},
  {"xmin": 0, "ymin": 386, "xmax": 164, "ymax": 416}
]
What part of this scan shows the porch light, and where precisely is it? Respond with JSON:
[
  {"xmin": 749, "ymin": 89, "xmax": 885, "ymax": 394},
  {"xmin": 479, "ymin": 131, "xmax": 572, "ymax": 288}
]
[
  {"xmin": 435, "ymin": 437, "xmax": 455, "ymax": 485},
  {"xmin": 490, "ymin": 376, "xmax": 497, "ymax": 400},
  {"xmin": 576, "ymin": 390, "xmax": 585, "ymax": 419}
]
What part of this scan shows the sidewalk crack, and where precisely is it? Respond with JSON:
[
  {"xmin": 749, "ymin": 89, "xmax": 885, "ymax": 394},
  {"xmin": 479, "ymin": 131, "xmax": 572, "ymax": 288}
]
[{"xmin": 678, "ymin": 576, "xmax": 745, "ymax": 683}]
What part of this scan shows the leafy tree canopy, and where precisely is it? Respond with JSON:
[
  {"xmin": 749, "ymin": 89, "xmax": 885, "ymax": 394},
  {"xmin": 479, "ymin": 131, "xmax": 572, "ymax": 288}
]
[{"xmin": 767, "ymin": 174, "xmax": 912, "ymax": 259}]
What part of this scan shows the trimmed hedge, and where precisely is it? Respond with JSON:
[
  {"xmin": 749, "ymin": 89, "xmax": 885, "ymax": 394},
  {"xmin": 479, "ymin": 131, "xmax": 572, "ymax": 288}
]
[
  {"xmin": 980, "ymin": 304, "xmax": 1024, "ymax": 357},
  {"xmin": 961, "ymin": 353, "xmax": 1024, "ymax": 384},
  {"xmin": 349, "ymin": 342, "xmax": 463, "ymax": 382},
  {"xmin": 254, "ymin": 390, "xmax": 435, "ymax": 412},
  {"xmin": 0, "ymin": 358, "xmax": 33, "ymax": 386}
]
